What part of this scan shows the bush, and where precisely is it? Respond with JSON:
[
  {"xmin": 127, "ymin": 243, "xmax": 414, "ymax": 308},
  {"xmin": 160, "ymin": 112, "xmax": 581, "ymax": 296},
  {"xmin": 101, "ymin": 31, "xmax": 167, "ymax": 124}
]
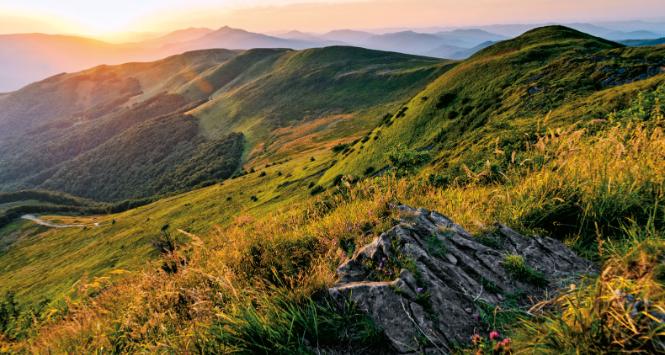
[
  {"xmin": 331, "ymin": 143, "xmax": 349, "ymax": 153},
  {"xmin": 310, "ymin": 185, "xmax": 325, "ymax": 196},
  {"xmin": 151, "ymin": 225, "xmax": 179, "ymax": 255},
  {"xmin": 387, "ymin": 145, "xmax": 430, "ymax": 176}
]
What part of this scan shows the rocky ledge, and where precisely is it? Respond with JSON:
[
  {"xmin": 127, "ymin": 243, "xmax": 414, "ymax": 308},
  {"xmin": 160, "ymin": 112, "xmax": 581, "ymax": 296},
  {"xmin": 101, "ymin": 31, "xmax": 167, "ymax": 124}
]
[{"xmin": 329, "ymin": 205, "xmax": 594, "ymax": 353}]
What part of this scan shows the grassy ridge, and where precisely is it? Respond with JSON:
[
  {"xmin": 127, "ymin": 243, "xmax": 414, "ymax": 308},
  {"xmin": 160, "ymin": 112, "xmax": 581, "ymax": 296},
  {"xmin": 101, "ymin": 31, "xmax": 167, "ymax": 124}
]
[
  {"xmin": 194, "ymin": 47, "xmax": 449, "ymax": 139},
  {"xmin": 0, "ymin": 26, "xmax": 664, "ymax": 352},
  {"xmin": 0, "ymin": 47, "xmax": 444, "ymax": 201},
  {"xmin": 323, "ymin": 26, "xmax": 665, "ymax": 183},
  {"xmin": 3, "ymin": 98, "xmax": 663, "ymax": 352}
]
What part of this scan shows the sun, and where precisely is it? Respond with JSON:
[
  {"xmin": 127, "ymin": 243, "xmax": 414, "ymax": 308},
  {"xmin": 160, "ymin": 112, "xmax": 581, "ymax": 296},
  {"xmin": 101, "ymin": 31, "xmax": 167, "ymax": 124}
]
[{"xmin": 0, "ymin": 1, "xmax": 176, "ymax": 38}]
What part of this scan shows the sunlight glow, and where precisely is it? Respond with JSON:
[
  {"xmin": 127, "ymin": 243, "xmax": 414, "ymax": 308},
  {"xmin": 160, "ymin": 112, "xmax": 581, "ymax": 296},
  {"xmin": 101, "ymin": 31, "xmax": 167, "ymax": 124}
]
[{"xmin": 0, "ymin": 0, "xmax": 662, "ymax": 39}]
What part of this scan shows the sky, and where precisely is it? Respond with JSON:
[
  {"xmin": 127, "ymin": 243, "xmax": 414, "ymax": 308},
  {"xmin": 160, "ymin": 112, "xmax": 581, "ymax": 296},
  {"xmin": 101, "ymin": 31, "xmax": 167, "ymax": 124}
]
[{"xmin": 0, "ymin": 0, "xmax": 664, "ymax": 40}]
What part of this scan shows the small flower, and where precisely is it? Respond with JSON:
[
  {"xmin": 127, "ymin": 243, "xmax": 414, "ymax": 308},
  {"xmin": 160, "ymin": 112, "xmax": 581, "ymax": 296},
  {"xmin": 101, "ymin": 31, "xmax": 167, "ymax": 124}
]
[
  {"xmin": 416, "ymin": 287, "xmax": 424, "ymax": 293},
  {"xmin": 501, "ymin": 338, "xmax": 511, "ymax": 347},
  {"xmin": 489, "ymin": 330, "xmax": 500, "ymax": 341},
  {"xmin": 470, "ymin": 334, "xmax": 482, "ymax": 345}
]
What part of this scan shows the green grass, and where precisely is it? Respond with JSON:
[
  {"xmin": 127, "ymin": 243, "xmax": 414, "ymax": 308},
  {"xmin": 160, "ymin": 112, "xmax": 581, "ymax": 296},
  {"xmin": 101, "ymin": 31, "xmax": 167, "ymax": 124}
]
[
  {"xmin": 200, "ymin": 291, "xmax": 387, "ymax": 354},
  {"xmin": 322, "ymin": 26, "xmax": 665, "ymax": 184},
  {"xmin": 0, "ymin": 151, "xmax": 336, "ymax": 307},
  {"xmin": 0, "ymin": 26, "xmax": 664, "ymax": 353},
  {"xmin": 3, "ymin": 110, "xmax": 665, "ymax": 351},
  {"xmin": 0, "ymin": 47, "xmax": 444, "ymax": 202},
  {"xmin": 502, "ymin": 255, "xmax": 548, "ymax": 287}
]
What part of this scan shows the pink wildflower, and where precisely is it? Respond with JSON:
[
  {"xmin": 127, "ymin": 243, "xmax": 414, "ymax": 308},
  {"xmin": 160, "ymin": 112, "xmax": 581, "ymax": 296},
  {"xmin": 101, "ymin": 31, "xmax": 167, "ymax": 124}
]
[{"xmin": 489, "ymin": 330, "xmax": 500, "ymax": 341}]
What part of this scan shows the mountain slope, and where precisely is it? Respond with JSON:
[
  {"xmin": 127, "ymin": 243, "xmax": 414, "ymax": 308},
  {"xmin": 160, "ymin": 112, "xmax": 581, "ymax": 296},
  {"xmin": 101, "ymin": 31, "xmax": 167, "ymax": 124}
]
[
  {"xmin": 321, "ymin": 29, "xmax": 374, "ymax": 43},
  {"xmin": 0, "ymin": 27, "xmax": 325, "ymax": 92},
  {"xmin": 0, "ymin": 26, "xmax": 664, "ymax": 352},
  {"xmin": 142, "ymin": 27, "xmax": 213, "ymax": 47},
  {"xmin": 0, "ymin": 47, "xmax": 446, "ymax": 201},
  {"xmin": 621, "ymin": 37, "xmax": 665, "ymax": 46},
  {"xmin": 362, "ymin": 31, "xmax": 463, "ymax": 57},
  {"xmin": 165, "ymin": 26, "xmax": 319, "ymax": 53},
  {"xmin": 323, "ymin": 26, "xmax": 665, "ymax": 182},
  {"xmin": 194, "ymin": 46, "xmax": 448, "ymax": 143},
  {"xmin": 0, "ymin": 34, "xmax": 140, "ymax": 92},
  {"xmin": 433, "ymin": 29, "xmax": 506, "ymax": 48}
]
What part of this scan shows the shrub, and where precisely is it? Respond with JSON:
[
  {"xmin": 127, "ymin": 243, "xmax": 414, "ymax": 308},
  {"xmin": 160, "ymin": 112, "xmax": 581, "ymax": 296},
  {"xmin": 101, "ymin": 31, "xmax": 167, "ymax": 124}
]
[
  {"xmin": 331, "ymin": 143, "xmax": 350, "ymax": 153},
  {"xmin": 151, "ymin": 225, "xmax": 178, "ymax": 255},
  {"xmin": 310, "ymin": 185, "xmax": 325, "ymax": 196},
  {"xmin": 387, "ymin": 145, "xmax": 430, "ymax": 176},
  {"xmin": 436, "ymin": 92, "xmax": 456, "ymax": 109}
]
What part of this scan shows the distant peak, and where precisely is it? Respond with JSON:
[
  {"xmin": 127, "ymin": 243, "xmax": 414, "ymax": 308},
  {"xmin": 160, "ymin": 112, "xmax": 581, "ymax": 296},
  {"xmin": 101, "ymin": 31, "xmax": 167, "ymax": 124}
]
[{"xmin": 217, "ymin": 25, "xmax": 240, "ymax": 32}]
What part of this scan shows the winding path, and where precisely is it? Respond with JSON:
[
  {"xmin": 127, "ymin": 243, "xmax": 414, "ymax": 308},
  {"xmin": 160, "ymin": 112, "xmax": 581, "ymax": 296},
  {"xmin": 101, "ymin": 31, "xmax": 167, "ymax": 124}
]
[{"xmin": 21, "ymin": 214, "xmax": 99, "ymax": 228}]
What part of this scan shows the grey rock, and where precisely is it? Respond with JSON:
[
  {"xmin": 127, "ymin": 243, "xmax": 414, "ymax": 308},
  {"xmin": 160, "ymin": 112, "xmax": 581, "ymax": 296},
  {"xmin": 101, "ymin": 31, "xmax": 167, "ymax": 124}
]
[{"xmin": 329, "ymin": 205, "xmax": 594, "ymax": 354}]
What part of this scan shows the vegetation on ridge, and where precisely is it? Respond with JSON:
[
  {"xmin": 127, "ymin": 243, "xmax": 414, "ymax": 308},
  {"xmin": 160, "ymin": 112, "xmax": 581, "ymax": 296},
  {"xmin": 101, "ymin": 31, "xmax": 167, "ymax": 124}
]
[{"xmin": 0, "ymin": 26, "xmax": 664, "ymax": 353}]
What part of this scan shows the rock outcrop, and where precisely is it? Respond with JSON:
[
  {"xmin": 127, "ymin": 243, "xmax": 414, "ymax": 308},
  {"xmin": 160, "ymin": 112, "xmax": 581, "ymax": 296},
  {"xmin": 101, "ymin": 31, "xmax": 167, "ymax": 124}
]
[{"xmin": 329, "ymin": 205, "xmax": 594, "ymax": 354}]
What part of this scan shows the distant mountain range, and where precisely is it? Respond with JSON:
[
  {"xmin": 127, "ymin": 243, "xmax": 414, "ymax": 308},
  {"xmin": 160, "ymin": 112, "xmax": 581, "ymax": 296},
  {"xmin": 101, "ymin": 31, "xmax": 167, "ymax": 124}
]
[
  {"xmin": 621, "ymin": 37, "xmax": 665, "ymax": 47},
  {"xmin": 0, "ymin": 21, "xmax": 664, "ymax": 91}
]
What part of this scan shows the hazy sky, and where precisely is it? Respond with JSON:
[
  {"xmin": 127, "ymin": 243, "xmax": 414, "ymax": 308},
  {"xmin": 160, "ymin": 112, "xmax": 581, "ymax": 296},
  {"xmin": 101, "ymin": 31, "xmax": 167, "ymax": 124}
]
[{"xmin": 1, "ymin": 0, "xmax": 663, "ymax": 39}]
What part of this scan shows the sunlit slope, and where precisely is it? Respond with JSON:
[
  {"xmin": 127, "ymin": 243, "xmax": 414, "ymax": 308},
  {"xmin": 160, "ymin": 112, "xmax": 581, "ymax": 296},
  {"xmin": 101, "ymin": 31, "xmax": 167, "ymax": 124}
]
[
  {"xmin": 0, "ymin": 47, "xmax": 446, "ymax": 201},
  {"xmin": 0, "ymin": 148, "xmax": 337, "ymax": 306},
  {"xmin": 323, "ymin": 26, "xmax": 665, "ymax": 182},
  {"xmin": 0, "ymin": 50, "xmax": 241, "ymax": 200},
  {"xmin": 0, "ymin": 47, "xmax": 448, "ymax": 305},
  {"xmin": 193, "ymin": 46, "xmax": 450, "ymax": 144}
]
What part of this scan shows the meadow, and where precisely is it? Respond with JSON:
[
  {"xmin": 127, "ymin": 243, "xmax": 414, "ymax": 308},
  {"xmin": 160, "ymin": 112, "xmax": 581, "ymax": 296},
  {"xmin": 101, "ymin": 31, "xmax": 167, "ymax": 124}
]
[{"xmin": 0, "ymin": 26, "xmax": 664, "ymax": 353}]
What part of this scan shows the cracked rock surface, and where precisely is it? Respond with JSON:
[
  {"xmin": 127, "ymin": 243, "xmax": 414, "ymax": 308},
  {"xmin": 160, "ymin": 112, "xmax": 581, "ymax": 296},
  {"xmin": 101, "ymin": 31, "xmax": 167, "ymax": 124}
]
[{"xmin": 328, "ymin": 205, "xmax": 594, "ymax": 354}]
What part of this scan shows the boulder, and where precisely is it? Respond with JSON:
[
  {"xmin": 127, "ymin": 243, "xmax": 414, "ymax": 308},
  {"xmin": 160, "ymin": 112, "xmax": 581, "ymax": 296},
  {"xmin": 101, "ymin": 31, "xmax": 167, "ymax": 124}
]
[{"xmin": 329, "ymin": 205, "xmax": 594, "ymax": 354}]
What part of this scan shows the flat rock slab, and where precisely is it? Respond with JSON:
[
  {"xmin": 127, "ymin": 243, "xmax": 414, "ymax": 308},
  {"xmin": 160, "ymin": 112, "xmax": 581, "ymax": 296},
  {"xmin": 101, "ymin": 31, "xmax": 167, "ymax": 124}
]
[{"xmin": 329, "ymin": 205, "xmax": 594, "ymax": 353}]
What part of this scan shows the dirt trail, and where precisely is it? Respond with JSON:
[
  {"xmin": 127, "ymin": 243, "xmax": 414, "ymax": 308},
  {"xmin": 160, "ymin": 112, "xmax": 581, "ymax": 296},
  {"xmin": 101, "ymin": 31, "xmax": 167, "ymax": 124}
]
[{"xmin": 21, "ymin": 214, "xmax": 99, "ymax": 228}]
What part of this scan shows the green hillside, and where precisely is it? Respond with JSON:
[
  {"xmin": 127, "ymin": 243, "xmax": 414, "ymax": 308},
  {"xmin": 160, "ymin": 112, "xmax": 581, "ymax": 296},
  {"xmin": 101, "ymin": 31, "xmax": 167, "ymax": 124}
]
[
  {"xmin": 0, "ymin": 47, "xmax": 445, "ymax": 201},
  {"xmin": 0, "ymin": 26, "xmax": 663, "ymax": 353},
  {"xmin": 193, "ymin": 46, "xmax": 450, "ymax": 145},
  {"xmin": 323, "ymin": 26, "xmax": 665, "ymax": 183}
]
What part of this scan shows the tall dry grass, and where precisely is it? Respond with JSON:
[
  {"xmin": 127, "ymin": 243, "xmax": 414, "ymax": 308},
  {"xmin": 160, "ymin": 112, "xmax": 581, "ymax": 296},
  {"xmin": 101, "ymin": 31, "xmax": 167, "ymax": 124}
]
[{"xmin": 3, "ymin": 117, "xmax": 664, "ymax": 353}]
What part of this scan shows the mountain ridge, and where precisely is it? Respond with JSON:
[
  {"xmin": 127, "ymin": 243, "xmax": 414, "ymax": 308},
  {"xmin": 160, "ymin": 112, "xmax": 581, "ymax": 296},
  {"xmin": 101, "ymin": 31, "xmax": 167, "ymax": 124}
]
[
  {"xmin": 0, "ymin": 25, "xmax": 664, "ymax": 353},
  {"xmin": 0, "ymin": 46, "xmax": 446, "ymax": 201}
]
